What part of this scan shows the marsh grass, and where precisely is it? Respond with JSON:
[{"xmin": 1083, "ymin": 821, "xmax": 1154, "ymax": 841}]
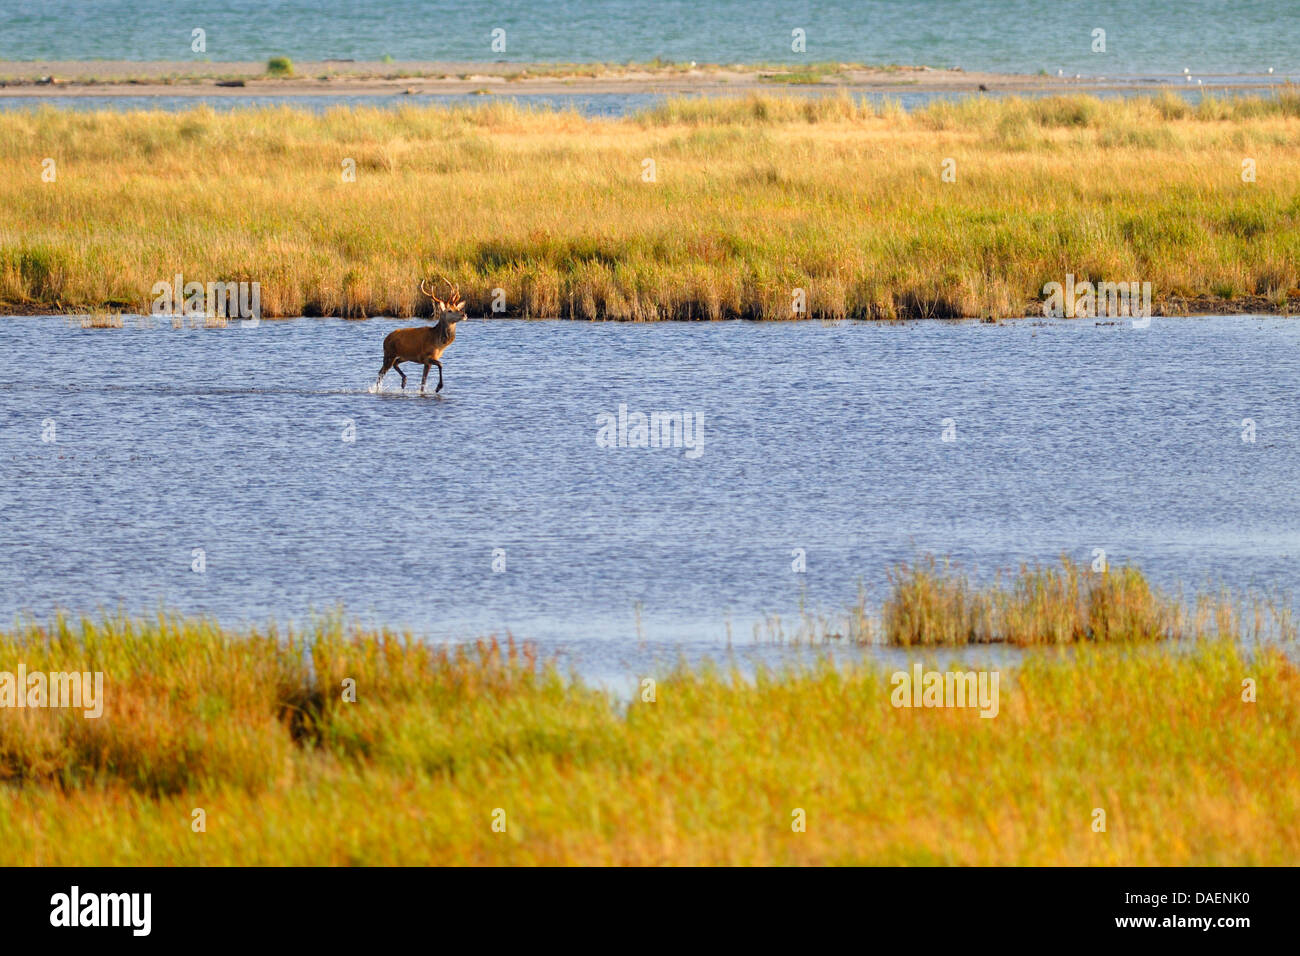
[
  {"xmin": 883, "ymin": 556, "xmax": 1189, "ymax": 645},
  {"xmin": 757, "ymin": 63, "xmax": 846, "ymax": 85},
  {"xmin": 2, "ymin": 93, "xmax": 1298, "ymax": 318},
  {"xmin": 759, "ymin": 557, "xmax": 1286, "ymax": 648},
  {"xmin": 0, "ymin": 606, "xmax": 1295, "ymax": 865},
  {"xmin": 0, "ymin": 614, "xmax": 544, "ymax": 796}
]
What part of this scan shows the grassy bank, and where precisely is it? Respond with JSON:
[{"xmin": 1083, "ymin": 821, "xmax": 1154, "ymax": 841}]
[
  {"xmin": 1, "ymin": 92, "xmax": 1298, "ymax": 319},
  {"xmin": 1, "ymin": 561, "xmax": 1295, "ymax": 865}
]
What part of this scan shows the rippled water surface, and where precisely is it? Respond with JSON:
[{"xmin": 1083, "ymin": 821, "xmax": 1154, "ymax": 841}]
[
  {"xmin": 2, "ymin": 86, "xmax": 1288, "ymax": 118},
  {"xmin": 2, "ymin": 0, "xmax": 1297, "ymax": 76},
  {"xmin": 1, "ymin": 316, "xmax": 1297, "ymax": 677}
]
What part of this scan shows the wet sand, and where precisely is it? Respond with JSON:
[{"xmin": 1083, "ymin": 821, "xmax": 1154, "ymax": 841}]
[{"xmin": 0, "ymin": 60, "xmax": 1285, "ymax": 98}]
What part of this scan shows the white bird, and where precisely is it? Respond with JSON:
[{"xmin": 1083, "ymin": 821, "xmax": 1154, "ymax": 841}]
[
  {"xmin": 1183, "ymin": 67, "xmax": 1190, "ymax": 74},
  {"xmin": 1268, "ymin": 67, "xmax": 1274, "ymax": 74}
]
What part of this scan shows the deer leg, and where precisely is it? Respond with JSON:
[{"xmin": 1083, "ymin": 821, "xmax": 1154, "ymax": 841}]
[
  {"xmin": 376, "ymin": 357, "xmax": 393, "ymax": 388},
  {"xmin": 393, "ymin": 361, "xmax": 407, "ymax": 389},
  {"xmin": 420, "ymin": 362, "xmax": 431, "ymax": 393},
  {"xmin": 432, "ymin": 359, "xmax": 444, "ymax": 393}
]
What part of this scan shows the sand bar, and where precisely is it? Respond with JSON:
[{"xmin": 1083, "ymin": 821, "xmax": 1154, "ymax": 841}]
[{"xmin": 0, "ymin": 60, "xmax": 1287, "ymax": 98}]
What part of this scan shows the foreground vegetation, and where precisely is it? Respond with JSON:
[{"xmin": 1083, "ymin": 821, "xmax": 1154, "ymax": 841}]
[
  {"xmin": 1, "ymin": 560, "xmax": 1295, "ymax": 865},
  {"xmin": 1, "ymin": 92, "xmax": 1298, "ymax": 318}
]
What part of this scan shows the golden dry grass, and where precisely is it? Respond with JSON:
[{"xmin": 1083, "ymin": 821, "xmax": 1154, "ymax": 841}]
[
  {"xmin": 882, "ymin": 556, "xmax": 1207, "ymax": 645},
  {"xmin": 1, "ymin": 91, "xmax": 1297, "ymax": 318}
]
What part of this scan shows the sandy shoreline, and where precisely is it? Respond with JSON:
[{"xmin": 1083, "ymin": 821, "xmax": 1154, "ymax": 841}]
[{"xmin": 0, "ymin": 60, "xmax": 1288, "ymax": 98}]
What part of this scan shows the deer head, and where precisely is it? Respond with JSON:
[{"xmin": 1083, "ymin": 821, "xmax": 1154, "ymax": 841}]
[{"xmin": 420, "ymin": 275, "xmax": 466, "ymax": 323}]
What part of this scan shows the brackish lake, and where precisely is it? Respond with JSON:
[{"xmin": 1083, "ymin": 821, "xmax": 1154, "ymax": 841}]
[{"xmin": 1, "ymin": 315, "xmax": 1297, "ymax": 679}]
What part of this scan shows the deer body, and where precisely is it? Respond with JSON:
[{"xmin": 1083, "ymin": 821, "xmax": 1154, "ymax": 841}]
[{"xmin": 376, "ymin": 277, "xmax": 465, "ymax": 393}]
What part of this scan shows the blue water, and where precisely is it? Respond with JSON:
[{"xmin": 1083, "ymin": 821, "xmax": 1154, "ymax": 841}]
[
  {"xmin": 0, "ymin": 86, "xmax": 1287, "ymax": 118},
  {"xmin": 2, "ymin": 1, "xmax": 1296, "ymax": 76},
  {"xmin": 1, "ymin": 316, "xmax": 1297, "ymax": 679},
  {"xmin": 0, "ymin": 92, "xmax": 671, "ymax": 117}
]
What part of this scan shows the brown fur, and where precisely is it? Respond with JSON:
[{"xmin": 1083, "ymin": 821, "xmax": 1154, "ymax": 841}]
[{"xmin": 376, "ymin": 279, "xmax": 465, "ymax": 393}]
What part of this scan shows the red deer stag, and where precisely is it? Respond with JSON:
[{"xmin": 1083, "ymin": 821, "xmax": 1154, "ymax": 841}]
[{"xmin": 376, "ymin": 277, "xmax": 466, "ymax": 393}]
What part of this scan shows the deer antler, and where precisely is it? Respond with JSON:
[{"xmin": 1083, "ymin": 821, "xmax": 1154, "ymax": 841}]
[
  {"xmin": 437, "ymin": 273, "xmax": 464, "ymax": 310},
  {"xmin": 420, "ymin": 276, "xmax": 448, "ymax": 311},
  {"xmin": 421, "ymin": 272, "xmax": 463, "ymax": 312}
]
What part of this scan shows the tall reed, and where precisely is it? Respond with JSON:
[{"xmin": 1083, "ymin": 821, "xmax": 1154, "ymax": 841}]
[{"xmin": 1, "ymin": 93, "xmax": 1296, "ymax": 318}]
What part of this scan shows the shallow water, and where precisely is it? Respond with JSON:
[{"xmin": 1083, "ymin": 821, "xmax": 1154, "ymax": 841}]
[
  {"xmin": 1, "ymin": 85, "xmax": 1289, "ymax": 118},
  {"xmin": 0, "ymin": 92, "xmax": 670, "ymax": 117},
  {"xmin": 1, "ymin": 315, "xmax": 1297, "ymax": 680},
  {"xmin": 2, "ymin": 0, "xmax": 1296, "ymax": 76}
]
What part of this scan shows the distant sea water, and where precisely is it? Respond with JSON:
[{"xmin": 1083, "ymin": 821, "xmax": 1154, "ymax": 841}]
[{"xmin": 1, "ymin": 0, "xmax": 1296, "ymax": 76}]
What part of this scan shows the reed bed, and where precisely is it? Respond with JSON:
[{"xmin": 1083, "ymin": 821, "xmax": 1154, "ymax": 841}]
[
  {"xmin": 882, "ymin": 556, "xmax": 1202, "ymax": 645},
  {"xmin": 0, "ymin": 560, "xmax": 1295, "ymax": 864},
  {"xmin": 757, "ymin": 557, "xmax": 1282, "ymax": 648},
  {"xmin": 1, "ymin": 91, "xmax": 1298, "ymax": 318}
]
